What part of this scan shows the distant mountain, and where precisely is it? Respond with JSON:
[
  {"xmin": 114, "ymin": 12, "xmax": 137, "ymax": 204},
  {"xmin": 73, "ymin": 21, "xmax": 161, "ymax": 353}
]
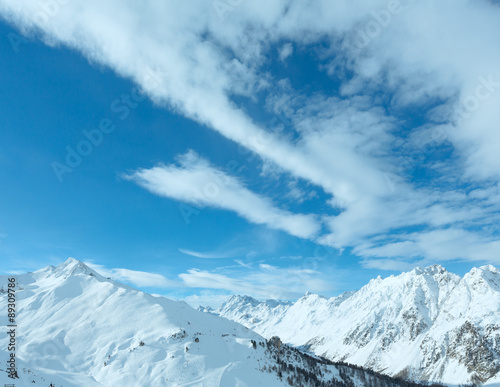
[
  {"xmin": 210, "ymin": 265, "xmax": 500, "ymax": 386},
  {"xmin": 0, "ymin": 258, "xmax": 425, "ymax": 387}
]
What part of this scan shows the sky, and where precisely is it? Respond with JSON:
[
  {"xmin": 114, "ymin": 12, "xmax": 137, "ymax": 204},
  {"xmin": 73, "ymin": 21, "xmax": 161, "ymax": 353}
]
[{"xmin": 1, "ymin": 0, "xmax": 500, "ymax": 307}]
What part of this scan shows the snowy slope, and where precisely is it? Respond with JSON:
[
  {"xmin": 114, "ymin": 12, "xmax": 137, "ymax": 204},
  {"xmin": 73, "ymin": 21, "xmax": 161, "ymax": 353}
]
[
  {"xmin": 212, "ymin": 265, "xmax": 500, "ymax": 386},
  {"xmin": 0, "ymin": 258, "xmax": 423, "ymax": 387}
]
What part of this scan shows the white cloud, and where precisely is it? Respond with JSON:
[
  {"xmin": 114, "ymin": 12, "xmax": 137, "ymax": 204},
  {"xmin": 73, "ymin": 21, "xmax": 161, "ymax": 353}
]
[
  {"xmin": 0, "ymin": 0, "xmax": 395, "ymax": 208},
  {"xmin": 279, "ymin": 43, "xmax": 293, "ymax": 61},
  {"xmin": 337, "ymin": 0, "xmax": 500, "ymax": 181},
  {"xmin": 234, "ymin": 259, "xmax": 252, "ymax": 269},
  {"xmin": 355, "ymin": 228, "xmax": 500, "ymax": 264},
  {"xmin": 125, "ymin": 151, "xmax": 321, "ymax": 239},
  {"xmin": 85, "ymin": 262, "xmax": 177, "ymax": 288},
  {"xmin": 180, "ymin": 269, "xmax": 260, "ymax": 294},
  {"xmin": 179, "ymin": 248, "xmax": 238, "ymax": 259},
  {"xmin": 179, "ymin": 263, "xmax": 333, "ymax": 300},
  {"xmin": 3, "ymin": 0, "xmax": 500, "ymax": 266}
]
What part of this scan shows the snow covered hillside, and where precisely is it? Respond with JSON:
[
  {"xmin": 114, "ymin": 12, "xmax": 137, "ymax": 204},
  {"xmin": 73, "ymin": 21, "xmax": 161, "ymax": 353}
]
[
  {"xmin": 211, "ymin": 265, "xmax": 500, "ymax": 386},
  {"xmin": 0, "ymin": 258, "xmax": 426, "ymax": 387}
]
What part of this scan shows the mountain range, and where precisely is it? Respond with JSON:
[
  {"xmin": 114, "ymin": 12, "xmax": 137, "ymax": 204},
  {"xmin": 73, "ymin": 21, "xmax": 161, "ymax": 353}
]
[
  {"xmin": 208, "ymin": 265, "xmax": 500, "ymax": 386},
  {"xmin": 1, "ymin": 258, "xmax": 430, "ymax": 387}
]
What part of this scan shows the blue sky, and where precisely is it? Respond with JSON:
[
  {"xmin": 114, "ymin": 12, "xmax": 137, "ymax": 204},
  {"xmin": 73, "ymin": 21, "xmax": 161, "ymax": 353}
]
[{"xmin": 1, "ymin": 0, "xmax": 500, "ymax": 307}]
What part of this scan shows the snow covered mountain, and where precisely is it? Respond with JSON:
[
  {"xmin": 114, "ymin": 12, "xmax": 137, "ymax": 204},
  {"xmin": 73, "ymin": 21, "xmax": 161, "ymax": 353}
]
[
  {"xmin": 0, "ymin": 258, "xmax": 425, "ymax": 387},
  {"xmin": 214, "ymin": 295, "xmax": 293, "ymax": 336},
  {"xmin": 211, "ymin": 265, "xmax": 500, "ymax": 386}
]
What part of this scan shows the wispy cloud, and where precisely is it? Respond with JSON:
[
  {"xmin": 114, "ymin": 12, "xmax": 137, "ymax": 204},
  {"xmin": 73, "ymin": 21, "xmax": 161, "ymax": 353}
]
[
  {"xmin": 179, "ymin": 248, "xmax": 238, "ymax": 259},
  {"xmin": 124, "ymin": 151, "xmax": 321, "ymax": 239},
  {"xmin": 279, "ymin": 43, "xmax": 293, "ymax": 61},
  {"xmin": 85, "ymin": 262, "xmax": 178, "ymax": 288},
  {"xmin": 234, "ymin": 259, "xmax": 252, "ymax": 269},
  {"xmin": 179, "ymin": 262, "xmax": 333, "ymax": 300},
  {"xmin": 356, "ymin": 228, "xmax": 500, "ymax": 264}
]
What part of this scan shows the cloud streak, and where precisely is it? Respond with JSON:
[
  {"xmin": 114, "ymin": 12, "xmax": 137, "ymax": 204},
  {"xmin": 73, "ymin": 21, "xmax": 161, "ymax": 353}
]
[
  {"xmin": 85, "ymin": 262, "xmax": 177, "ymax": 288},
  {"xmin": 124, "ymin": 151, "xmax": 321, "ymax": 239},
  {"xmin": 179, "ymin": 248, "xmax": 238, "ymax": 259},
  {"xmin": 179, "ymin": 263, "xmax": 333, "ymax": 300}
]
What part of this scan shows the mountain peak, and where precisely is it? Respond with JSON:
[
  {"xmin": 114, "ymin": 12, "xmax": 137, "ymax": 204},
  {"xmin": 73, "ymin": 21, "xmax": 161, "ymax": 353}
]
[
  {"xmin": 478, "ymin": 264, "xmax": 499, "ymax": 273},
  {"xmin": 411, "ymin": 264, "xmax": 447, "ymax": 276},
  {"xmin": 226, "ymin": 294, "xmax": 260, "ymax": 306},
  {"xmin": 63, "ymin": 257, "xmax": 81, "ymax": 266},
  {"xmin": 302, "ymin": 291, "xmax": 326, "ymax": 298},
  {"xmin": 299, "ymin": 292, "xmax": 326, "ymax": 303},
  {"xmin": 465, "ymin": 265, "xmax": 500, "ymax": 287},
  {"xmin": 229, "ymin": 294, "xmax": 257, "ymax": 302},
  {"xmin": 55, "ymin": 257, "xmax": 99, "ymax": 278}
]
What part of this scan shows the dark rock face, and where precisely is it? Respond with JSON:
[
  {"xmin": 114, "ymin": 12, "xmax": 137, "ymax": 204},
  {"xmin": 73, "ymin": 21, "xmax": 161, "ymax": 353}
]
[{"xmin": 447, "ymin": 321, "xmax": 500, "ymax": 383}]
